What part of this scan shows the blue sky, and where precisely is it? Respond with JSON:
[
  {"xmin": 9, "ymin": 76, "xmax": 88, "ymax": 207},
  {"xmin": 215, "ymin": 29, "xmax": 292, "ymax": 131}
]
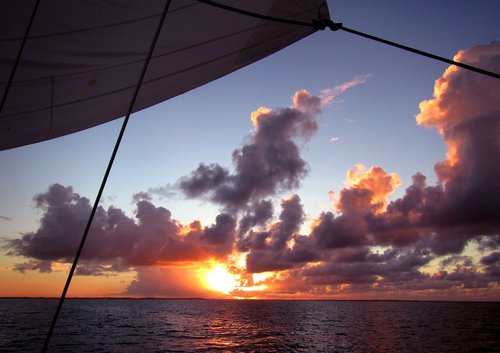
[
  {"xmin": 1, "ymin": 0, "xmax": 499, "ymax": 299},
  {"xmin": 3, "ymin": 0, "xmax": 497, "ymax": 226}
]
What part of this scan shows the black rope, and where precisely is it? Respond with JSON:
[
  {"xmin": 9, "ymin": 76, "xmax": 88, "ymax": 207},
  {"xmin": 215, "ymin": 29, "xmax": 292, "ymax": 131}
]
[
  {"xmin": 337, "ymin": 25, "xmax": 500, "ymax": 80},
  {"xmin": 40, "ymin": 0, "xmax": 172, "ymax": 352},
  {"xmin": 196, "ymin": 0, "xmax": 500, "ymax": 80},
  {"xmin": 196, "ymin": 0, "xmax": 318, "ymax": 28},
  {"xmin": 0, "ymin": 0, "xmax": 41, "ymax": 117}
]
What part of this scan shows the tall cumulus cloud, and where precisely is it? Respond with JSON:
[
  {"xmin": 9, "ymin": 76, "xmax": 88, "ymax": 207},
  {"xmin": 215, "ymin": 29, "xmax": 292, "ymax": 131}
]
[{"xmin": 178, "ymin": 90, "xmax": 321, "ymax": 211}]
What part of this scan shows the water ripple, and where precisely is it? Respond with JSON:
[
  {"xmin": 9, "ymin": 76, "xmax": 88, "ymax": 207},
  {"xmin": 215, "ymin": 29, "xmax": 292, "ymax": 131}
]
[{"xmin": 1, "ymin": 299, "xmax": 499, "ymax": 352}]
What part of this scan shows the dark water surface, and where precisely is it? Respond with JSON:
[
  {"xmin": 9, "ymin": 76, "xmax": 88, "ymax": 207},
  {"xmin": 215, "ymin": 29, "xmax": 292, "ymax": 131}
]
[{"xmin": 1, "ymin": 299, "xmax": 499, "ymax": 352}]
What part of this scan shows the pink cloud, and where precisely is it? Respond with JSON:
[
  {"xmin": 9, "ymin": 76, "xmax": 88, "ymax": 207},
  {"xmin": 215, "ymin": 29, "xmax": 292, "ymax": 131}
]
[{"xmin": 320, "ymin": 74, "xmax": 372, "ymax": 106}]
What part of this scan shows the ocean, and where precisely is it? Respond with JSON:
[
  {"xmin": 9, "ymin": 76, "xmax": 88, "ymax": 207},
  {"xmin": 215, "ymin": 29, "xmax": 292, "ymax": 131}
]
[{"xmin": 1, "ymin": 299, "xmax": 499, "ymax": 352}]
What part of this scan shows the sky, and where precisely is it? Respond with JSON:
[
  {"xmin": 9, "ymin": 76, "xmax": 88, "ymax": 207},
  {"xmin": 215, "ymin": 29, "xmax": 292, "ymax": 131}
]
[{"xmin": 0, "ymin": 0, "xmax": 499, "ymax": 300}]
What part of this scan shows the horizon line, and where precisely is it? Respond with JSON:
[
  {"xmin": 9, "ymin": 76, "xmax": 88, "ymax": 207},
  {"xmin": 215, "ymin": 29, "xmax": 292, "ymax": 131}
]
[{"xmin": 1, "ymin": 296, "xmax": 499, "ymax": 303}]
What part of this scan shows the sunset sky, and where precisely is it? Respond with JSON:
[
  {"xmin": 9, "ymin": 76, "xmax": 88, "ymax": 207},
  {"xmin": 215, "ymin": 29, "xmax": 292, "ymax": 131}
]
[{"xmin": 1, "ymin": 1, "xmax": 499, "ymax": 300}]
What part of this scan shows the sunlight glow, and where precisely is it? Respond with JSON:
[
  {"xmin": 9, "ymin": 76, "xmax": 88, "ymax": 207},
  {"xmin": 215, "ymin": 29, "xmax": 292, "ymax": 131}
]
[
  {"xmin": 205, "ymin": 264, "xmax": 238, "ymax": 294},
  {"xmin": 253, "ymin": 272, "xmax": 273, "ymax": 283}
]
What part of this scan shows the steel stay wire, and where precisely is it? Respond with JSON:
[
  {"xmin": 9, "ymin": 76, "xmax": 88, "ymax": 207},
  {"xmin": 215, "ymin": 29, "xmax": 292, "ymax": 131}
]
[
  {"xmin": 196, "ymin": 0, "xmax": 500, "ymax": 80},
  {"xmin": 40, "ymin": 0, "xmax": 173, "ymax": 352},
  {"xmin": 337, "ymin": 25, "xmax": 499, "ymax": 80}
]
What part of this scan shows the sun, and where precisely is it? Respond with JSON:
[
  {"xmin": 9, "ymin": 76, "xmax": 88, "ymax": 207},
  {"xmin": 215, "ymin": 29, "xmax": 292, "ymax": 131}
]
[{"xmin": 205, "ymin": 264, "xmax": 238, "ymax": 294}]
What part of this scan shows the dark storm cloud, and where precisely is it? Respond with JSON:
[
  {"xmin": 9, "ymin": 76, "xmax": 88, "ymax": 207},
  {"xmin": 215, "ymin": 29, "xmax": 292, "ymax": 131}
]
[
  {"xmin": 245, "ymin": 234, "xmax": 320, "ymax": 273},
  {"xmin": 296, "ymin": 247, "xmax": 431, "ymax": 287},
  {"xmin": 178, "ymin": 90, "xmax": 322, "ymax": 211},
  {"xmin": 7, "ymin": 184, "xmax": 92, "ymax": 261},
  {"xmin": 480, "ymin": 252, "xmax": 500, "ymax": 279},
  {"xmin": 178, "ymin": 163, "xmax": 229, "ymax": 199},
  {"xmin": 75, "ymin": 263, "xmax": 122, "ymax": 276},
  {"xmin": 269, "ymin": 195, "xmax": 304, "ymax": 250},
  {"xmin": 13, "ymin": 260, "xmax": 52, "ymax": 273},
  {"xmin": 311, "ymin": 212, "xmax": 367, "ymax": 249},
  {"xmin": 238, "ymin": 199, "xmax": 274, "ymax": 237},
  {"xmin": 244, "ymin": 195, "xmax": 320, "ymax": 273},
  {"xmin": 191, "ymin": 213, "xmax": 236, "ymax": 257},
  {"xmin": 260, "ymin": 247, "xmax": 497, "ymax": 298},
  {"xmin": 6, "ymin": 184, "xmax": 236, "ymax": 272}
]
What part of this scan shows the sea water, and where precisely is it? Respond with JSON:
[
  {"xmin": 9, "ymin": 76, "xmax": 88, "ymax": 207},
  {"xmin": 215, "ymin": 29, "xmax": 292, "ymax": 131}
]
[{"xmin": 1, "ymin": 299, "xmax": 499, "ymax": 352}]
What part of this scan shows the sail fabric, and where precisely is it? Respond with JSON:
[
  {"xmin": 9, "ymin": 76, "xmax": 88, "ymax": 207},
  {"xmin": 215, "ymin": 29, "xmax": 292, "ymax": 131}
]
[{"xmin": 0, "ymin": 0, "xmax": 329, "ymax": 150}]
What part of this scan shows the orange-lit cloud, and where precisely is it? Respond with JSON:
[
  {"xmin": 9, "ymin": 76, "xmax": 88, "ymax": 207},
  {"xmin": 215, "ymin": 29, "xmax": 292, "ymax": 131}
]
[
  {"xmin": 250, "ymin": 106, "xmax": 272, "ymax": 127},
  {"xmin": 340, "ymin": 164, "xmax": 401, "ymax": 214},
  {"xmin": 416, "ymin": 41, "xmax": 500, "ymax": 177}
]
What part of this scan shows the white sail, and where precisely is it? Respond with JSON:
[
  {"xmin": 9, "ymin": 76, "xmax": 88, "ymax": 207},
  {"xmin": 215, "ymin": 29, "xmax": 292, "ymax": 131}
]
[{"xmin": 0, "ymin": 0, "xmax": 329, "ymax": 150}]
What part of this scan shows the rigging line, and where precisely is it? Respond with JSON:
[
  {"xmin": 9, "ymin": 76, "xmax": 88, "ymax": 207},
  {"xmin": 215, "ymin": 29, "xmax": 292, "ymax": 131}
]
[
  {"xmin": 196, "ymin": 0, "xmax": 500, "ymax": 80},
  {"xmin": 40, "ymin": 0, "xmax": 173, "ymax": 352},
  {"xmin": 0, "ymin": 0, "xmax": 41, "ymax": 117},
  {"xmin": 196, "ymin": 0, "xmax": 319, "ymax": 28},
  {"xmin": 337, "ymin": 25, "xmax": 500, "ymax": 80}
]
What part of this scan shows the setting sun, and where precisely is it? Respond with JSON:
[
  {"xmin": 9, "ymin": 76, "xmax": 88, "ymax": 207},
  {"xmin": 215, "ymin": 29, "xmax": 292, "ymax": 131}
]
[{"xmin": 205, "ymin": 264, "xmax": 238, "ymax": 294}]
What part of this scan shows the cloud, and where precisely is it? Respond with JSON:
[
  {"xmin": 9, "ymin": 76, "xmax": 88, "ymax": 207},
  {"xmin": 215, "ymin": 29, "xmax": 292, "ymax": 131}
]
[
  {"xmin": 132, "ymin": 191, "xmax": 152, "ymax": 202},
  {"xmin": 0, "ymin": 216, "xmax": 12, "ymax": 222},
  {"xmin": 301, "ymin": 247, "xmax": 432, "ymax": 287},
  {"xmin": 368, "ymin": 41, "xmax": 500, "ymax": 250},
  {"xmin": 416, "ymin": 42, "xmax": 500, "ymax": 207},
  {"xmin": 310, "ymin": 211, "xmax": 367, "ymax": 250},
  {"xmin": 237, "ymin": 199, "xmax": 274, "ymax": 237},
  {"xmin": 126, "ymin": 266, "xmax": 212, "ymax": 298},
  {"xmin": 13, "ymin": 260, "xmax": 52, "ymax": 273},
  {"xmin": 480, "ymin": 252, "xmax": 500, "ymax": 279},
  {"xmin": 6, "ymin": 184, "xmax": 236, "ymax": 271},
  {"xmin": 244, "ymin": 195, "xmax": 320, "ymax": 273},
  {"xmin": 177, "ymin": 80, "xmax": 371, "ymax": 213},
  {"xmin": 147, "ymin": 185, "xmax": 177, "ymax": 199},
  {"xmin": 340, "ymin": 164, "xmax": 401, "ymax": 214},
  {"xmin": 252, "ymin": 247, "xmax": 499, "ymax": 299},
  {"xmin": 178, "ymin": 89, "xmax": 321, "ymax": 211},
  {"xmin": 74, "ymin": 263, "xmax": 126, "ymax": 276},
  {"xmin": 320, "ymin": 74, "xmax": 372, "ymax": 106}
]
